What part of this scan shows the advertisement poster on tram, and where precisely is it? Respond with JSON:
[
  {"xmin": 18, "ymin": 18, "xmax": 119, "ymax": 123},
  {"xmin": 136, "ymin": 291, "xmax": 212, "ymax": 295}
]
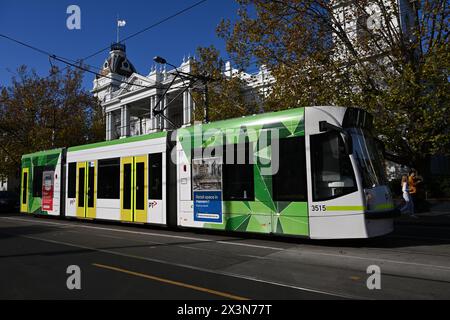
[
  {"xmin": 41, "ymin": 171, "xmax": 54, "ymax": 212},
  {"xmin": 193, "ymin": 157, "xmax": 223, "ymax": 224}
]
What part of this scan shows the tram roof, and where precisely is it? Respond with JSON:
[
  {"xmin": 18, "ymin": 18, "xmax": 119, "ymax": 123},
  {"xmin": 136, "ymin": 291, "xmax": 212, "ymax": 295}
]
[
  {"xmin": 181, "ymin": 106, "xmax": 307, "ymax": 135},
  {"xmin": 22, "ymin": 148, "xmax": 64, "ymax": 160},
  {"xmin": 22, "ymin": 106, "xmax": 356, "ymax": 158},
  {"xmin": 67, "ymin": 130, "xmax": 167, "ymax": 153}
]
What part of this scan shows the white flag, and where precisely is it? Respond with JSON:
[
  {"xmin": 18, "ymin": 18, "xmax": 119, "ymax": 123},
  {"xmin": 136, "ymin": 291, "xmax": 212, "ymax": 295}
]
[{"xmin": 117, "ymin": 20, "xmax": 126, "ymax": 27}]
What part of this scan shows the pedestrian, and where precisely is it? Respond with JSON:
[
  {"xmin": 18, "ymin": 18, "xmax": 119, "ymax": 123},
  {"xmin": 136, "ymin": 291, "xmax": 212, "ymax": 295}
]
[
  {"xmin": 400, "ymin": 175, "xmax": 416, "ymax": 217},
  {"xmin": 409, "ymin": 170, "xmax": 422, "ymax": 213}
]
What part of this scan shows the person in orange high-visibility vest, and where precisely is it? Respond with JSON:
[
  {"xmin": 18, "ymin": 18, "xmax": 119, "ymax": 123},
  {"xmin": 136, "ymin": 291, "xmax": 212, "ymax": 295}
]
[{"xmin": 408, "ymin": 170, "xmax": 421, "ymax": 215}]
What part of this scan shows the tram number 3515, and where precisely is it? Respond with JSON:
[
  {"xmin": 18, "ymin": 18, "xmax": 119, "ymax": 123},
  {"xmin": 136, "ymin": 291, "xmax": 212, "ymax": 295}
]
[{"xmin": 311, "ymin": 205, "xmax": 327, "ymax": 212}]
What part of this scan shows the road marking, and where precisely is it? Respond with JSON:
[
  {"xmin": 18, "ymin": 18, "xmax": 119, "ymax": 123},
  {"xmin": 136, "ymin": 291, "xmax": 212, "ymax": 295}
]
[
  {"xmin": 0, "ymin": 216, "xmax": 285, "ymax": 251},
  {"xmin": 93, "ymin": 263, "xmax": 249, "ymax": 300},
  {"xmin": 0, "ymin": 230, "xmax": 354, "ymax": 299},
  {"xmin": 215, "ymin": 240, "xmax": 283, "ymax": 250}
]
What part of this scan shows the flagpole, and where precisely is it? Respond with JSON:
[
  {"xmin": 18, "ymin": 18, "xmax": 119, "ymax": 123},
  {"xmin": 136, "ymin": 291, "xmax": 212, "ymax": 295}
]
[{"xmin": 116, "ymin": 14, "xmax": 119, "ymax": 43}]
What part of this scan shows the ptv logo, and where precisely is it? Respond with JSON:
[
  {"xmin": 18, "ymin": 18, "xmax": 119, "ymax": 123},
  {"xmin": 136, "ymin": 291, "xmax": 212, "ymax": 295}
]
[{"xmin": 149, "ymin": 201, "xmax": 158, "ymax": 209}]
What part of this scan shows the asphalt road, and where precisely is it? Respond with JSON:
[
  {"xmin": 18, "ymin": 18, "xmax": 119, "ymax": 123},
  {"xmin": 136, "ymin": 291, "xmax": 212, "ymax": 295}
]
[{"xmin": 0, "ymin": 213, "xmax": 449, "ymax": 300}]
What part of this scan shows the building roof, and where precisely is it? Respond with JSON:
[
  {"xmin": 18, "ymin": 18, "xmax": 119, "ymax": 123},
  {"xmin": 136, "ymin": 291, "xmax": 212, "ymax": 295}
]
[{"xmin": 99, "ymin": 43, "xmax": 137, "ymax": 78}]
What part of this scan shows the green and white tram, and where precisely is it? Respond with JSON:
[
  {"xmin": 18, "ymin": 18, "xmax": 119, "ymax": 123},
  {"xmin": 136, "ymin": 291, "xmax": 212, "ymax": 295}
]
[{"xmin": 20, "ymin": 106, "xmax": 398, "ymax": 239}]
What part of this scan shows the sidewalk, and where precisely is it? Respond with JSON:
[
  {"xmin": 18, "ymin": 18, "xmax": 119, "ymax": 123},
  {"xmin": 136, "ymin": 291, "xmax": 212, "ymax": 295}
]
[
  {"xmin": 396, "ymin": 212, "xmax": 450, "ymax": 227},
  {"xmin": 395, "ymin": 200, "xmax": 450, "ymax": 227}
]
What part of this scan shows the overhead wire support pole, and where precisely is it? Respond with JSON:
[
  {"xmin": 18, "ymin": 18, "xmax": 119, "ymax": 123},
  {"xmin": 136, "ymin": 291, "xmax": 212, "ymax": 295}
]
[
  {"xmin": 169, "ymin": 65, "xmax": 213, "ymax": 124},
  {"xmin": 152, "ymin": 74, "xmax": 179, "ymax": 130},
  {"xmin": 116, "ymin": 14, "xmax": 120, "ymax": 43},
  {"xmin": 161, "ymin": 61, "xmax": 205, "ymax": 125},
  {"xmin": 154, "ymin": 56, "xmax": 215, "ymax": 125}
]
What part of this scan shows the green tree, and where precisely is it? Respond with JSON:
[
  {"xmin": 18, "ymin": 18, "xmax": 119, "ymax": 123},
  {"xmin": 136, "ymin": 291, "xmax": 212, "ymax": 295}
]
[
  {"xmin": 0, "ymin": 66, "xmax": 105, "ymax": 181},
  {"xmin": 217, "ymin": 0, "xmax": 449, "ymax": 176}
]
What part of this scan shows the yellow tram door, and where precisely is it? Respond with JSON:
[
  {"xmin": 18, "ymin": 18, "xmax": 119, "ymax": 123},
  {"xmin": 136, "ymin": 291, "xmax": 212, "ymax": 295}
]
[
  {"xmin": 121, "ymin": 156, "xmax": 147, "ymax": 223},
  {"xmin": 121, "ymin": 157, "xmax": 134, "ymax": 222},
  {"xmin": 20, "ymin": 168, "xmax": 29, "ymax": 213},
  {"xmin": 86, "ymin": 161, "xmax": 97, "ymax": 219},
  {"xmin": 134, "ymin": 156, "xmax": 148, "ymax": 223},
  {"xmin": 76, "ymin": 161, "xmax": 97, "ymax": 219},
  {"xmin": 76, "ymin": 162, "xmax": 87, "ymax": 218}
]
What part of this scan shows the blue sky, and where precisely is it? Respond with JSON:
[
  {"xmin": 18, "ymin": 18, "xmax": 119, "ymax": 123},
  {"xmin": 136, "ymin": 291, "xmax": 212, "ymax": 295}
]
[{"xmin": 0, "ymin": 0, "xmax": 240, "ymax": 90}]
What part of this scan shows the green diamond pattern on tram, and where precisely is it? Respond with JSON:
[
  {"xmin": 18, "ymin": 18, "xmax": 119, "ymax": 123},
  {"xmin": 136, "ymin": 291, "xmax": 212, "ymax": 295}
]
[{"xmin": 191, "ymin": 107, "xmax": 310, "ymax": 237}]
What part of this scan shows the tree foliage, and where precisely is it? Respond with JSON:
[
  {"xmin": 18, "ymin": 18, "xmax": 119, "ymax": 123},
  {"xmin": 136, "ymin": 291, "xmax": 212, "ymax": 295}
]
[
  {"xmin": 216, "ymin": 0, "xmax": 449, "ymax": 172},
  {"xmin": 0, "ymin": 66, "xmax": 105, "ymax": 178}
]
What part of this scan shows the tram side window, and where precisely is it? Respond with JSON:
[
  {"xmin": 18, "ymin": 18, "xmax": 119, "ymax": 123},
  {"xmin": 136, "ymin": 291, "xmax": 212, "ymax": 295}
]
[
  {"xmin": 67, "ymin": 163, "xmax": 77, "ymax": 198},
  {"xmin": 32, "ymin": 166, "xmax": 45, "ymax": 198},
  {"xmin": 223, "ymin": 143, "xmax": 255, "ymax": 201},
  {"xmin": 149, "ymin": 153, "xmax": 163, "ymax": 200},
  {"xmin": 22, "ymin": 172, "xmax": 28, "ymax": 204},
  {"xmin": 97, "ymin": 158, "xmax": 120, "ymax": 199},
  {"xmin": 273, "ymin": 137, "xmax": 308, "ymax": 202},
  {"xmin": 310, "ymin": 131, "xmax": 357, "ymax": 201}
]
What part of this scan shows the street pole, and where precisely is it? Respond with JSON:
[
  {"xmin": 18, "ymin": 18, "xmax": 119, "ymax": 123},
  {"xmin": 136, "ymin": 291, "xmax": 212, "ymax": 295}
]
[
  {"xmin": 152, "ymin": 56, "xmax": 215, "ymax": 127},
  {"xmin": 203, "ymin": 81, "xmax": 209, "ymax": 124}
]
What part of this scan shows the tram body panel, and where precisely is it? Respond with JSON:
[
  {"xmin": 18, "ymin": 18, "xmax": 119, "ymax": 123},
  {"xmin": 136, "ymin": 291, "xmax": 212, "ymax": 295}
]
[
  {"xmin": 65, "ymin": 134, "xmax": 167, "ymax": 225},
  {"xmin": 20, "ymin": 149, "xmax": 64, "ymax": 217},
  {"xmin": 177, "ymin": 148, "xmax": 198, "ymax": 228}
]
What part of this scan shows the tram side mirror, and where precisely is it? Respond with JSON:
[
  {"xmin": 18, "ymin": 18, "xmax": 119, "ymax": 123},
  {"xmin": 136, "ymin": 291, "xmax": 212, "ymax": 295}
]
[{"xmin": 319, "ymin": 121, "xmax": 353, "ymax": 155}]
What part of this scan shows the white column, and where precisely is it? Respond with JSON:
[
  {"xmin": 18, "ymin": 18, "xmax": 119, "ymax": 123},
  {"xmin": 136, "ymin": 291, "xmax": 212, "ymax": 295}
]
[
  {"xmin": 106, "ymin": 112, "xmax": 112, "ymax": 140},
  {"xmin": 155, "ymin": 95, "xmax": 160, "ymax": 130},
  {"xmin": 163, "ymin": 96, "xmax": 168, "ymax": 130},
  {"xmin": 149, "ymin": 97, "xmax": 153, "ymax": 132},
  {"xmin": 120, "ymin": 106, "xmax": 124, "ymax": 138},
  {"xmin": 120, "ymin": 105, "xmax": 130, "ymax": 138},
  {"xmin": 125, "ymin": 105, "xmax": 130, "ymax": 137},
  {"xmin": 188, "ymin": 89, "xmax": 193, "ymax": 124},
  {"xmin": 119, "ymin": 107, "xmax": 124, "ymax": 137},
  {"xmin": 183, "ymin": 91, "xmax": 188, "ymax": 126},
  {"xmin": 151, "ymin": 96, "xmax": 157, "ymax": 131},
  {"xmin": 105, "ymin": 112, "xmax": 109, "ymax": 141},
  {"xmin": 188, "ymin": 88, "xmax": 194, "ymax": 124}
]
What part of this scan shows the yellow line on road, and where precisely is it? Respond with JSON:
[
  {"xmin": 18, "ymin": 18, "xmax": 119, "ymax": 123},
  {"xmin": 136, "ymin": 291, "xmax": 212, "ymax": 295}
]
[{"xmin": 92, "ymin": 263, "xmax": 249, "ymax": 300}]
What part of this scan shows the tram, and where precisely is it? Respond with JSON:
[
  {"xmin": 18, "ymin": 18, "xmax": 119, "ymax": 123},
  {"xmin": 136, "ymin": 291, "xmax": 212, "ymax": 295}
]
[{"xmin": 20, "ymin": 106, "xmax": 398, "ymax": 239}]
